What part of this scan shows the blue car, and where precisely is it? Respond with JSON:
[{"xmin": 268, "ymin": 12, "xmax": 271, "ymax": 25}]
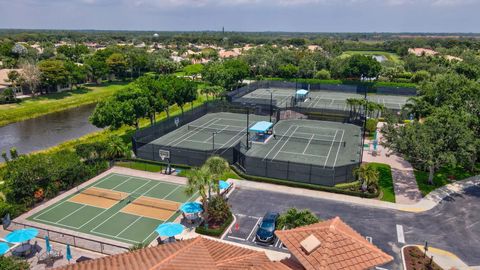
[{"xmin": 255, "ymin": 212, "xmax": 279, "ymax": 244}]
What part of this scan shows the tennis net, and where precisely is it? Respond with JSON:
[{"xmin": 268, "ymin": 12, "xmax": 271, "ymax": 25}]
[
  {"xmin": 131, "ymin": 196, "xmax": 180, "ymax": 211},
  {"xmin": 273, "ymin": 135, "xmax": 346, "ymax": 147},
  {"xmin": 81, "ymin": 187, "xmax": 128, "ymax": 201},
  {"xmin": 187, "ymin": 125, "xmax": 245, "ymax": 135}
]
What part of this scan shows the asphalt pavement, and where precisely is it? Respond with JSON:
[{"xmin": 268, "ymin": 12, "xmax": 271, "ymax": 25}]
[{"xmin": 223, "ymin": 184, "xmax": 480, "ymax": 269}]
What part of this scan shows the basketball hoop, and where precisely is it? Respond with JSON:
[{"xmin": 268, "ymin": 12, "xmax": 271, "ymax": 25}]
[
  {"xmin": 159, "ymin": 150, "xmax": 170, "ymax": 161},
  {"xmin": 174, "ymin": 117, "xmax": 180, "ymax": 127}
]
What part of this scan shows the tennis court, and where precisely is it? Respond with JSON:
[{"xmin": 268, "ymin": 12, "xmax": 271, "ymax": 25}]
[
  {"xmin": 249, "ymin": 119, "xmax": 361, "ymax": 167},
  {"xmin": 238, "ymin": 88, "xmax": 408, "ymax": 110},
  {"xmin": 150, "ymin": 112, "xmax": 269, "ymax": 152},
  {"xmin": 26, "ymin": 173, "xmax": 197, "ymax": 245}
]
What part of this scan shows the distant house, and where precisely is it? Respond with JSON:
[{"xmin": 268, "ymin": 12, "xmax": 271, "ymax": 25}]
[
  {"xmin": 56, "ymin": 217, "xmax": 392, "ymax": 270},
  {"xmin": 0, "ymin": 68, "xmax": 27, "ymax": 95},
  {"xmin": 445, "ymin": 55, "xmax": 463, "ymax": 62},
  {"xmin": 408, "ymin": 48, "xmax": 438, "ymax": 56},
  {"xmin": 219, "ymin": 49, "xmax": 241, "ymax": 58}
]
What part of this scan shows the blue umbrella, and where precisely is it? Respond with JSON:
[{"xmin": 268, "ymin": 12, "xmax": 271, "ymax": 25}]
[
  {"xmin": 179, "ymin": 202, "xmax": 203, "ymax": 214},
  {"xmin": 219, "ymin": 180, "xmax": 230, "ymax": 190},
  {"xmin": 66, "ymin": 244, "xmax": 72, "ymax": 262},
  {"xmin": 5, "ymin": 228, "xmax": 38, "ymax": 243},
  {"xmin": 45, "ymin": 236, "xmax": 51, "ymax": 253},
  {"xmin": 0, "ymin": 243, "xmax": 10, "ymax": 255},
  {"xmin": 155, "ymin": 223, "xmax": 184, "ymax": 237}
]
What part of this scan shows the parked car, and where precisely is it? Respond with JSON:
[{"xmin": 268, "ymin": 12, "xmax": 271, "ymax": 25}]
[{"xmin": 255, "ymin": 212, "xmax": 279, "ymax": 244}]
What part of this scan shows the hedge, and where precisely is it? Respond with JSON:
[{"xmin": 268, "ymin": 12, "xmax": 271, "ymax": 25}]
[
  {"xmin": 115, "ymin": 158, "xmax": 192, "ymax": 170},
  {"xmin": 195, "ymin": 213, "xmax": 233, "ymax": 237},
  {"xmin": 230, "ymin": 165, "xmax": 378, "ymax": 199},
  {"xmin": 261, "ymin": 77, "xmax": 417, "ymax": 89}
]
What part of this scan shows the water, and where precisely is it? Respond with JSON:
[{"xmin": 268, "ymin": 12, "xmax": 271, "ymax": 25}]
[{"xmin": 0, "ymin": 103, "xmax": 101, "ymax": 157}]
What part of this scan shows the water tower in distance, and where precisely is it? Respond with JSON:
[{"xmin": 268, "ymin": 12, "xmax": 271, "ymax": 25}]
[{"xmin": 153, "ymin": 33, "xmax": 159, "ymax": 38}]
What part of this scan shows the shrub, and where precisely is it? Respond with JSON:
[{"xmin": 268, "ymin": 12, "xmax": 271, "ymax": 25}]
[
  {"xmin": 334, "ymin": 181, "xmax": 361, "ymax": 190},
  {"xmin": 195, "ymin": 213, "xmax": 233, "ymax": 237},
  {"xmin": 0, "ymin": 201, "xmax": 26, "ymax": 219},
  {"xmin": 366, "ymin": 118, "xmax": 379, "ymax": 134},
  {"xmin": 207, "ymin": 196, "xmax": 231, "ymax": 227},
  {"xmin": 314, "ymin": 69, "xmax": 331, "ymax": 80},
  {"xmin": 277, "ymin": 208, "xmax": 319, "ymax": 230},
  {"xmin": 230, "ymin": 165, "xmax": 379, "ymax": 198},
  {"xmin": 0, "ymin": 256, "xmax": 30, "ymax": 270}
]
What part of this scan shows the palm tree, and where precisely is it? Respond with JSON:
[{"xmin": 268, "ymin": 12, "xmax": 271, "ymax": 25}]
[
  {"xmin": 185, "ymin": 167, "xmax": 213, "ymax": 225},
  {"xmin": 353, "ymin": 164, "xmax": 379, "ymax": 192},
  {"xmin": 203, "ymin": 156, "xmax": 229, "ymax": 195},
  {"xmin": 106, "ymin": 136, "xmax": 129, "ymax": 159}
]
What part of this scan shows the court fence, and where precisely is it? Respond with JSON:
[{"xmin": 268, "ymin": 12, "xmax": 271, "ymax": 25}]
[
  {"xmin": 133, "ymin": 101, "xmax": 361, "ymax": 186},
  {"xmin": 133, "ymin": 101, "xmax": 273, "ymax": 166},
  {"xmin": 6, "ymin": 221, "xmax": 129, "ymax": 255}
]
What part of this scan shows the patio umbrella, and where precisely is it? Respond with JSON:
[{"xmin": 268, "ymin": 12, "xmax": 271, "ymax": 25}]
[
  {"xmin": 179, "ymin": 202, "xmax": 203, "ymax": 214},
  {"xmin": 0, "ymin": 243, "xmax": 10, "ymax": 255},
  {"xmin": 155, "ymin": 223, "xmax": 184, "ymax": 237},
  {"xmin": 5, "ymin": 228, "xmax": 38, "ymax": 243},
  {"xmin": 219, "ymin": 180, "xmax": 230, "ymax": 190},
  {"xmin": 66, "ymin": 244, "xmax": 72, "ymax": 262},
  {"xmin": 45, "ymin": 236, "xmax": 51, "ymax": 253}
]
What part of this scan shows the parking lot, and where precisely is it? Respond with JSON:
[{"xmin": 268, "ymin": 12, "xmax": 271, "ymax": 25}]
[{"xmin": 224, "ymin": 213, "xmax": 287, "ymax": 251}]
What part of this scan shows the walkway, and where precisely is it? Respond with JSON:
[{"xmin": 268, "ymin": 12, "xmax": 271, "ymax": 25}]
[{"xmin": 362, "ymin": 122, "xmax": 422, "ymax": 204}]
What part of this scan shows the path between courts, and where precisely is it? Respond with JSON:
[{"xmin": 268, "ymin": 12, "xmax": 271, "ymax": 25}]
[{"xmin": 363, "ymin": 122, "xmax": 422, "ymax": 205}]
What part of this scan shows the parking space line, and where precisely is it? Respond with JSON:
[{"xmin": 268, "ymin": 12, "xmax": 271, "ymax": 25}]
[
  {"xmin": 396, "ymin": 224, "xmax": 405, "ymax": 243},
  {"xmin": 246, "ymin": 217, "xmax": 262, "ymax": 242},
  {"xmin": 227, "ymin": 236, "xmax": 246, "ymax": 241}
]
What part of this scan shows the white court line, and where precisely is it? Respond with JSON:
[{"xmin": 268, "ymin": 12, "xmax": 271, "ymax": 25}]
[
  {"xmin": 162, "ymin": 185, "xmax": 182, "ymax": 200},
  {"xmin": 396, "ymin": 224, "xmax": 405, "ymax": 243},
  {"xmin": 203, "ymin": 125, "xmax": 231, "ymax": 143},
  {"xmin": 302, "ymin": 134, "xmax": 315, "ymax": 154},
  {"xmin": 91, "ymin": 229, "xmax": 140, "ymax": 244},
  {"xmin": 217, "ymin": 128, "xmax": 248, "ymax": 155},
  {"xmin": 293, "ymin": 131, "xmax": 333, "ymax": 139},
  {"xmin": 214, "ymin": 127, "xmax": 246, "ymax": 153},
  {"xmin": 183, "ymin": 139, "xmax": 211, "ymax": 144},
  {"xmin": 129, "ymin": 180, "xmax": 152, "ymax": 195},
  {"xmin": 279, "ymin": 151, "xmax": 328, "ymax": 158},
  {"xmin": 110, "ymin": 177, "xmax": 133, "ymax": 191},
  {"xmin": 292, "ymin": 124, "xmax": 339, "ymax": 131},
  {"xmin": 56, "ymin": 205, "xmax": 88, "ymax": 224},
  {"xmin": 34, "ymin": 174, "xmax": 117, "ymax": 219},
  {"xmin": 167, "ymin": 118, "xmax": 220, "ymax": 146},
  {"xmin": 262, "ymin": 125, "xmax": 297, "ymax": 160},
  {"xmin": 324, "ymin": 129, "xmax": 339, "ymax": 168},
  {"xmin": 32, "ymin": 217, "xmax": 82, "ymax": 230},
  {"xmin": 271, "ymin": 126, "xmax": 300, "ymax": 161},
  {"xmin": 171, "ymin": 119, "xmax": 221, "ymax": 146},
  {"xmin": 331, "ymin": 129, "xmax": 345, "ymax": 168},
  {"xmin": 246, "ymin": 217, "xmax": 262, "ymax": 242},
  {"xmin": 116, "ymin": 216, "xmax": 142, "ymax": 237},
  {"xmin": 140, "ymin": 190, "xmax": 199, "ymax": 243}
]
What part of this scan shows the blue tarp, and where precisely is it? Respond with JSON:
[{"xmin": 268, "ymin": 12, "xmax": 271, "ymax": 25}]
[
  {"xmin": 296, "ymin": 89, "xmax": 309, "ymax": 96},
  {"xmin": 249, "ymin": 121, "xmax": 273, "ymax": 133}
]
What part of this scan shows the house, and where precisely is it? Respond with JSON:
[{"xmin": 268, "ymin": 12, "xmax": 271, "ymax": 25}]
[
  {"xmin": 0, "ymin": 68, "xmax": 26, "ymax": 95},
  {"xmin": 55, "ymin": 217, "xmax": 392, "ymax": 270},
  {"xmin": 408, "ymin": 48, "xmax": 438, "ymax": 56},
  {"xmin": 276, "ymin": 217, "xmax": 393, "ymax": 270},
  {"xmin": 218, "ymin": 49, "xmax": 241, "ymax": 58}
]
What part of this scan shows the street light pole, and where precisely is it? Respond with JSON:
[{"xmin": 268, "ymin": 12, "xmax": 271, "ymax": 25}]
[{"xmin": 360, "ymin": 83, "xmax": 368, "ymax": 164}]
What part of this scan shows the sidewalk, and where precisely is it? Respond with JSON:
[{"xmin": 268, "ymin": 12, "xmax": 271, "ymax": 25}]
[{"xmin": 363, "ymin": 122, "xmax": 422, "ymax": 204}]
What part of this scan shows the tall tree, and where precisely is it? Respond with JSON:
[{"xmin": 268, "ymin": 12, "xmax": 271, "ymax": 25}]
[{"xmin": 38, "ymin": 59, "xmax": 70, "ymax": 93}]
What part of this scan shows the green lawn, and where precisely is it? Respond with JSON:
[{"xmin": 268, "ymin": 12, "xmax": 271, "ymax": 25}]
[
  {"xmin": 0, "ymin": 82, "xmax": 129, "ymax": 127},
  {"xmin": 116, "ymin": 160, "xmax": 163, "ymax": 172},
  {"xmin": 340, "ymin": 50, "xmax": 401, "ymax": 63},
  {"xmin": 414, "ymin": 165, "xmax": 479, "ymax": 197},
  {"xmin": 369, "ymin": 163, "xmax": 396, "ymax": 203}
]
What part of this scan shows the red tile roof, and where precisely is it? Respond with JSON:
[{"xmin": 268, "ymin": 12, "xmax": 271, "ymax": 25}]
[
  {"xmin": 55, "ymin": 237, "xmax": 278, "ymax": 270},
  {"xmin": 275, "ymin": 217, "xmax": 393, "ymax": 270}
]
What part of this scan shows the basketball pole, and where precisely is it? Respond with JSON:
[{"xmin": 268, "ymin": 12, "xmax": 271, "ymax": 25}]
[{"xmin": 246, "ymin": 106, "xmax": 250, "ymax": 150}]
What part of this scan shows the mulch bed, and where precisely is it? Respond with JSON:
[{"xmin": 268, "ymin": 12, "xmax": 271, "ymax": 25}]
[{"xmin": 403, "ymin": 246, "xmax": 444, "ymax": 270}]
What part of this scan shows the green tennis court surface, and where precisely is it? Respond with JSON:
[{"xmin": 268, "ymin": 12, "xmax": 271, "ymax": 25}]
[
  {"xmin": 247, "ymin": 119, "xmax": 361, "ymax": 167},
  {"xmin": 27, "ymin": 173, "xmax": 198, "ymax": 245},
  {"xmin": 239, "ymin": 88, "xmax": 408, "ymax": 110},
  {"xmin": 151, "ymin": 112, "xmax": 269, "ymax": 151}
]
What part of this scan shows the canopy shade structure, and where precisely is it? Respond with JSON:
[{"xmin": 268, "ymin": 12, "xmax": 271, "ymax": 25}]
[
  {"xmin": 155, "ymin": 223, "xmax": 184, "ymax": 237},
  {"xmin": 248, "ymin": 121, "xmax": 273, "ymax": 133},
  {"xmin": 179, "ymin": 202, "xmax": 203, "ymax": 214},
  {"xmin": 0, "ymin": 243, "xmax": 10, "ymax": 255},
  {"xmin": 5, "ymin": 228, "xmax": 38, "ymax": 243},
  {"xmin": 296, "ymin": 89, "xmax": 309, "ymax": 96},
  {"xmin": 219, "ymin": 180, "xmax": 231, "ymax": 190}
]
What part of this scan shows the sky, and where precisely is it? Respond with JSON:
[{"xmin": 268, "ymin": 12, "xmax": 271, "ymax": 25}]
[{"xmin": 0, "ymin": 0, "xmax": 478, "ymax": 33}]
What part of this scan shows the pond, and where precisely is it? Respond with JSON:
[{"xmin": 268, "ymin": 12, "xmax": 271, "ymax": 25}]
[{"xmin": 0, "ymin": 103, "xmax": 101, "ymax": 158}]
